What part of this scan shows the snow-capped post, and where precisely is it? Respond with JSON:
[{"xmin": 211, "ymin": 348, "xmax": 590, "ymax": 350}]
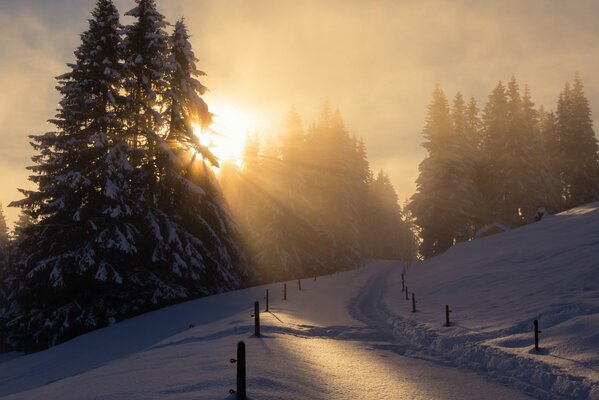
[
  {"xmin": 265, "ymin": 290, "xmax": 269, "ymax": 312},
  {"xmin": 229, "ymin": 341, "xmax": 247, "ymax": 400},
  {"xmin": 412, "ymin": 293, "xmax": 417, "ymax": 312},
  {"xmin": 253, "ymin": 302, "xmax": 261, "ymax": 337},
  {"xmin": 298, "ymin": 279, "xmax": 302, "ymax": 291},
  {"xmin": 533, "ymin": 319, "xmax": 542, "ymax": 351},
  {"xmin": 284, "ymin": 283, "xmax": 287, "ymax": 300},
  {"xmin": 445, "ymin": 305, "xmax": 452, "ymax": 326}
]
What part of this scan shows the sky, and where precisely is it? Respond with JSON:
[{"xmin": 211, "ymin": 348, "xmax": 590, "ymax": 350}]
[{"xmin": 1, "ymin": 0, "xmax": 599, "ymax": 227}]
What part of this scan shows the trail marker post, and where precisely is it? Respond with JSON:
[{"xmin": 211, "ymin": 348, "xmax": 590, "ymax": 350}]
[
  {"xmin": 298, "ymin": 279, "xmax": 302, "ymax": 291},
  {"xmin": 253, "ymin": 302, "xmax": 260, "ymax": 337},
  {"xmin": 412, "ymin": 293, "xmax": 417, "ymax": 312},
  {"xmin": 445, "ymin": 305, "xmax": 452, "ymax": 326},
  {"xmin": 534, "ymin": 319, "xmax": 542, "ymax": 351},
  {"xmin": 284, "ymin": 283, "xmax": 287, "ymax": 301},
  {"xmin": 229, "ymin": 341, "xmax": 246, "ymax": 400},
  {"xmin": 265, "ymin": 290, "xmax": 269, "ymax": 312}
]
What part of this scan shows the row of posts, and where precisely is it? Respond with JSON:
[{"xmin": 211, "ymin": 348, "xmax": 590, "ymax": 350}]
[
  {"xmin": 231, "ymin": 277, "xmax": 309, "ymax": 399},
  {"xmin": 231, "ymin": 270, "xmax": 545, "ymax": 399},
  {"xmin": 402, "ymin": 271, "xmax": 543, "ymax": 351}
]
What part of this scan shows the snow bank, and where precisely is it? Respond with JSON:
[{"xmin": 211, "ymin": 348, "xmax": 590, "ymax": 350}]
[{"xmin": 385, "ymin": 202, "xmax": 599, "ymax": 399}]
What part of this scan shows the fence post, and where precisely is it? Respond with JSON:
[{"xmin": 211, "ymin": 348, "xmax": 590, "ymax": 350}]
[
  {"xmin": 254, "ymin": 301, "xmax": 260, "ymax": 337},
  {"xmin": 412, "ymin": 293, "xmax": 417, "ymax": 312},
  {"xmin": 533, "ymin": 319, "xmax": 542, "ymax": 351},
  {"xmin": 298, "ymin": 279, "xmax": 302, "ymax": 291},
  {"xmin": 401, "ymin": 273, "xmax": 405, "ymax": 292},
  {"xmin": 405, "ymin": 286, "xmax": 409, "ymax": 300},
  {"xmin": 445, "ymin": 305, "xmax": 452, "ymax": 326},
  {"xmin": 229, "ymin": 341, "xmax": 246, "ymax": 400},
  {"xmin": 265, "ymin": 289, "xmax": 269, "ymax": 312},
  {"xmin": 284, "ymin": 283, "xmax": 287, "ymax": 301}
]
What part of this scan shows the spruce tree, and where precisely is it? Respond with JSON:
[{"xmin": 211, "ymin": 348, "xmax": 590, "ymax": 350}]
[
  {"xmin": 556, "ymin": 74, "xmax": 599, "ymax": 209},
  {"xmin": 410, "ymin": 86, "xmax": 472, "ymax": 258},
  {"xmin": 539, "ymin": 106, "xmax": 563, "ymax": 211},
  {"xmin": 0, "ymin": 204, "xmax": 9, "ymax": 273},
  {"xmin": 3, "ymin": 0, "xmax": 248, "ymax": 351},
  {"xmin": 4, "ymin": 0, "xmax": 137, "ymax": 350}
]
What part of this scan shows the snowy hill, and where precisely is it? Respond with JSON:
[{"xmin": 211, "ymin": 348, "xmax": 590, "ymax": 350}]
[{"xmin": 1, "ymin": 203, "xmax": 598, "ymax": 399}]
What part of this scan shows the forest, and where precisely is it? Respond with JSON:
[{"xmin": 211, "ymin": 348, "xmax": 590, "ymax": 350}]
[{"xmin": 0, "ymin": 0, "xmax": 598, "ymax": 353}]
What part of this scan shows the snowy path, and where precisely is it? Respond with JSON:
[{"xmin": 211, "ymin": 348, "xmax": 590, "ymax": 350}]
[{"xmin": 0, "ymin": 262, "xmax": 535, "ymax": 399}]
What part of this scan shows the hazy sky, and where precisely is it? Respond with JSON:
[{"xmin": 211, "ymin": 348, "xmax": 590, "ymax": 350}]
[{"xmin": 1, "ymin": 0, "xmax": 599, "ymax": 227}]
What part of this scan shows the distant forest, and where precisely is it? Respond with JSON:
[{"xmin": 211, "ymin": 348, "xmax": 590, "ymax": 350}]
[
  {"xmin": 0, "ymin": 0, "xmax": 598, "ymax": 353},
  {"xmin": 410, "ymin": 76, "xmax": 599, "ymax": 258}
]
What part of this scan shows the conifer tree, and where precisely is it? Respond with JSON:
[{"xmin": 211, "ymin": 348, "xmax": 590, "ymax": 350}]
[
  {"xmin": 410, "ymin": 86, "xmax": 472, "ymax": 258},
  {"xmin": 556, "ymin": 74, "xmax": 599, "ymax": 209},
  {"xmin": 0, "ymin": 204, "xmax": 9, "ymax": 266},
  {"xmin": 4, "ymin": 0, "xmax": 136, "ymax": 350},
  {"xmin": 3, "ymin": 0, "xmax": 248, "ymax": 351},
  {"xmin": 539, "ymin": 106, "xmax": 562, "ymax": 211},
  {"xmin": 363, "ymin": 171, "xmax": 416, "ymax": 260}
]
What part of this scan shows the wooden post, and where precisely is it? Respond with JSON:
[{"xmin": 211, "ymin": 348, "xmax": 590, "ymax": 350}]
[
  {"xmin": 229, "ymin": 341, "xmax": 246, "ymax": 400},
  {"xmin": 412, "ymin": 293, "xmax": 417, "ymax": 312},
  {"xmin": 283, "ymin": 283, "xmax": 287, "ymax": 301},
  {"xmin": 298, "ymin": 279, "xmax": 302, "ymax": 291},
  {"xmin": 533, "ymin": 319, "xmax": 541, "ymax": 351},
  {"xmin": 405, "ymin": 286, "xmax": 409, "ymax": 300},
  {"xmin": 445, "ymin": 305, "xmax": 452, "ymax": 326},
  {"xmin": 265, "ymin": 289, "xmax": 269, "ymax": 312},
  {"xmin": 401, "ymin": 273, "xmax": 405, "ymax": 292},
  {"xmin": 254, "ymin": 301, "xmax": 260, "ymax": 337}
]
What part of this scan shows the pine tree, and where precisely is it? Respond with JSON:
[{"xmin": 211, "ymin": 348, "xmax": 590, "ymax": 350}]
[
  {"xmin": 539, "ymin": 106, "xmax": 562, "ymax": 211},
  {"xmin": 556, "ymin": 74, "xmax": 599, "ymax": 209},
  {"xmin": 3, "ymin": 0, "xmax": 248, "ymax": 351},
  {"xmin": 363, "ymin": 171, "xmax": 416, "ymax": 260},
  {"xmin": 4, "ymin": 0, "xmax": 137, "ymax": 350},
  {"xmin": 410, "ymin": 85, "xmax": 472, "ymax": 258},
  {"xmin": 0, "ymin": 204, "xmax": 9, "ymax": 266}
]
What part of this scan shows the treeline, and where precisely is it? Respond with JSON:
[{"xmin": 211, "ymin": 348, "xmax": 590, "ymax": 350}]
[
  {"xmin": 410, "ymin": 76, "xmax": 599, "ymax": 258},
  {"xmin": 221, "ymin": 106, "xmax": 417, "ymax": 281},
  {"xmin": 0, "ymin": 0, "xmax": 249, "ymax": 352}
]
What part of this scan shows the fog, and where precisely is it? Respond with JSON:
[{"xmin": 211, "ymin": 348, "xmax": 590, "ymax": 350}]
[{"xmin": 2, "ymin": 0, "xmax": 599, "ymax": 226}]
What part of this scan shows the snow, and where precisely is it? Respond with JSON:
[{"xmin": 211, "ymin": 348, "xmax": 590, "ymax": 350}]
[{"xmin": 1, "ymin": 203, "xmax": 598, "ymax": 399}]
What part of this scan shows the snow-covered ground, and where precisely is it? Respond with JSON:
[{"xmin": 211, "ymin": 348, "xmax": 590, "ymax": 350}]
[{"xmin": 1, "ymin": 203, "xmax": 598, "ymax": 399}]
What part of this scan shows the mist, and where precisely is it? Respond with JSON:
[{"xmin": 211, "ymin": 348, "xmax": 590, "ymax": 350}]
[{"xmin": 2, "ymin": 0, "xmax": 599, "ymax": 226}]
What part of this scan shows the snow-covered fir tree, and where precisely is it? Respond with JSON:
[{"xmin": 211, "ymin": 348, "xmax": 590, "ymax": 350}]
[
  {"xmin": 362, "ymin": 171, "xmax": 416, "ymax": 260},
  {"xmin": 0, "ymin": 204, "xmax": 9, "ymax": 266},
  {"xmin": 3, "ymin": 0, "xmax": 137, "ymax": 351},
  {"xmin": 2, "ymin": 0, "xmax": 248, "ymax": 351},
  {"xmin": 410, "ymin": 85, "xmax": 474, "ymax": 258},
  {"xmin": 556, "ymin": 74, "xmax": 599, "ymax": 209}
]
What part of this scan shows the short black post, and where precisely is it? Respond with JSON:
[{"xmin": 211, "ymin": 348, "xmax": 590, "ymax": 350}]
[
  {"xmin": 405, "ymin": 286, "xmax": 409, "ymax": 300},
  {"xmin": 533, "ymin": 319, "xmax": 541, "ymax": 351},
  {"xmin": 401, "ymin": 273, "xmax": 405, "ymax": 292},
  {"xmin": 265, "ymin": 289, "xmax": 269, "ymax": 312},
  {"xmin": 283, "ymin": 283, "xmax": 287, "ymax": 301},
  {"xmin": 229, "ymin": 341, "xmax": 246, "ymax": 400},
  {"xmin": 298, "ymin": 279, "xmax": 302, "ymax": 291},
  {"xmin": 254, "ymin": 301, "xmax": 260, "ymax": 337},
  {"xmin": 412, "ymin": 292, "xmax": 417, "ymax": 312},
  {"xmin": 445, "ymin": 304, "xmax": 452, "ymax": 326}
]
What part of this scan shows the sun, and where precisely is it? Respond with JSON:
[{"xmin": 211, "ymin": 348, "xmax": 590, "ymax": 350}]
[{"xmin": 194, "ymin": 103, "xmax": 254, "ymax": 168}]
